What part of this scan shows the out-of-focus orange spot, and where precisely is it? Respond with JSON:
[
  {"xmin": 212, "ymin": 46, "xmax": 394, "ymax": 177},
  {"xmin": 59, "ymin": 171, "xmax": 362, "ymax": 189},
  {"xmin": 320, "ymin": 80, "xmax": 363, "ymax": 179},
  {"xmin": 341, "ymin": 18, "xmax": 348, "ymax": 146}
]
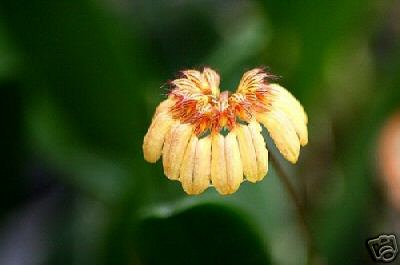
[{"xmin": 378, "ymin": 111, "xmax": 400, "ymax": 211}]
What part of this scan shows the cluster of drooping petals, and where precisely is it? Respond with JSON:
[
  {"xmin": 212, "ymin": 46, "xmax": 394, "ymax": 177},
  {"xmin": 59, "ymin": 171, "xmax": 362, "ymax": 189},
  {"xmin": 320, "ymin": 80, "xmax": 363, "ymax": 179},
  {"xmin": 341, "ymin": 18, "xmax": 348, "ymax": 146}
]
[{"xmin": 143, "ymin": 67, "xmax": 308, "ymax": 195}]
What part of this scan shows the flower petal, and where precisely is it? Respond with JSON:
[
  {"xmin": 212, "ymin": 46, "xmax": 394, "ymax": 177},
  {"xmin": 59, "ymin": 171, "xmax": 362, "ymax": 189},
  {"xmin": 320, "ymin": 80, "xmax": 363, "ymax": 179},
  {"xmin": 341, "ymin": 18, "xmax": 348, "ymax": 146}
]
[
  {"xmin": 257, "ymin": 111, "xmax": 300, "ymax": 163},
  {"xmin": 180, "ymin": 135, "xmax": 199, "ymax": 195},
  {"xmin": 269, "ymin": 84, "xmax": 308, "ymax": 146},
  {"xmin": 143, "ymin": 113, "xmax": 175, "ymax": 163},
  {"xmin": 163, "ymin": 123, "xmax": 193, "ymax": 179},
  {"xmin": 171, "ymin": 78, "xmax": 201, "ymax": 94},
  {"xmin": 162, "ymin": 122, "xmax": 179, "ymax": 175},
  {"xmin": 154, "ymin": 98, "xmax": 175, "ymax": 118},
  {"xmin": 192, "ymin": 136, "xmax": 212, "ymax": 194},
  {"xmin": 225, "ymin": 131, "xmax": 243, "ymax": 193},
  {"xmin": 181, "ymin": 69, "xmax": 203, "ymax": 87},
  {"xmin": 248, "ymin": 121, "xmax": 268, "ymax": 181},
  {"xmin": 236, "ymin": 68, "xmax": 268, "ymax": 94},
  {"xmin": 211, "ymin": 134, "xmax": 229, "ymax": 195},
  {"xmin": 202, "ymin": 67, "xmax": 220, "ymax": 96},
  {"xmin": 236, "ymin": 124, "xmax": 258, "ymax": 182}
]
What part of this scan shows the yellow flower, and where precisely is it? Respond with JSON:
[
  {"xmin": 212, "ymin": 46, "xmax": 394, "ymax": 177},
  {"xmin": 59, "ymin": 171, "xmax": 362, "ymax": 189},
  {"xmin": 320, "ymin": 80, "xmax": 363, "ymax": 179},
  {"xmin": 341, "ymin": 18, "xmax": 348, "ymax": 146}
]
[{"xmin": 143, "ymin": 67, "xmax": 308, "ymax": 195}]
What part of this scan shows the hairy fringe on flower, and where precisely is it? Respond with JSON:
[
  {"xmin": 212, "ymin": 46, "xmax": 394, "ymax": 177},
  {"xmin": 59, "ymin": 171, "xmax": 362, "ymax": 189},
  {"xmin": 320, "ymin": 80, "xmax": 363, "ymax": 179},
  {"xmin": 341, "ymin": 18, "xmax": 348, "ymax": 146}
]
[{"xmin": 143, "ymin": 67, "xmax": 308, "ymax": 195}]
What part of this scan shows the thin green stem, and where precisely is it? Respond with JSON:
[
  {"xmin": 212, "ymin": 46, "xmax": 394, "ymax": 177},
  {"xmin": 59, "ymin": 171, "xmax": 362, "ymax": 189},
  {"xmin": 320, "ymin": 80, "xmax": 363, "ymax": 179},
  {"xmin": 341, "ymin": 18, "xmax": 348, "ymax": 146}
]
[{"xmin": 268, "ymin": 150, "xmax": 316, "ymax": 265}]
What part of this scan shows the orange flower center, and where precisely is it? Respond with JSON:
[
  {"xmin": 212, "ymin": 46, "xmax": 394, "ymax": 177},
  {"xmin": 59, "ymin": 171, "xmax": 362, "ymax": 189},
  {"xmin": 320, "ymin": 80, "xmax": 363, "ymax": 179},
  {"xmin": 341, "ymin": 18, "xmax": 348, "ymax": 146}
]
[{"xmin": 169, "ymin": 87, "xmax": 270, "ymax": 136}]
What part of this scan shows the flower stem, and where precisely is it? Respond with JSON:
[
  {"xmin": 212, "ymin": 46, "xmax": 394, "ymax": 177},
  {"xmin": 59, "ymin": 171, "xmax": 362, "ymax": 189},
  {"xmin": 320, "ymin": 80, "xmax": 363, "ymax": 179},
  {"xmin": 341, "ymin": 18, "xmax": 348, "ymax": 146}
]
[{"xmin": 268, "ymin": 150, "xmax": 317, "ymax": 265}]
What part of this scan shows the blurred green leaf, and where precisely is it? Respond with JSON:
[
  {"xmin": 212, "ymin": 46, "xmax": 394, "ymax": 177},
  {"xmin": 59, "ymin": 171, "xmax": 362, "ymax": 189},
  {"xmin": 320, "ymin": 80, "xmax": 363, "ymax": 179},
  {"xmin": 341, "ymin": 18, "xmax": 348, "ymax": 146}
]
[
  {"xmin": 135, "ymin": 203, "xmax": 272, "ymax": 265},
  {"xmin": 136, "ymin": 163, "xmax": 306, "ymax": 265}
]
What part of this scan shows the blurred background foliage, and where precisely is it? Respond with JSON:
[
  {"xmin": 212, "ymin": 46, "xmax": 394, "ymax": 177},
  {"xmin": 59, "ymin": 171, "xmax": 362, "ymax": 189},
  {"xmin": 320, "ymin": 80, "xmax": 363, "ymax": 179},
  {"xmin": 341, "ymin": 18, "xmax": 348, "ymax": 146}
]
[{"xmin": 0, "ymin": 0, "xmax": 400, "ymax": 265}]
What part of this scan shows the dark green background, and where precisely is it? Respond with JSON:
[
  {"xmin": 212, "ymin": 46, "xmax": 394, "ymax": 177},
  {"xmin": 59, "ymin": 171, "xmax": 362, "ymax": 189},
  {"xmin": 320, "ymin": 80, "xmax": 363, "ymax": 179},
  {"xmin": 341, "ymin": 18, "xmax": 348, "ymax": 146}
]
[{"xmin": 1, "ymin": 1, "xmax": 399, "ymax": 264}]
